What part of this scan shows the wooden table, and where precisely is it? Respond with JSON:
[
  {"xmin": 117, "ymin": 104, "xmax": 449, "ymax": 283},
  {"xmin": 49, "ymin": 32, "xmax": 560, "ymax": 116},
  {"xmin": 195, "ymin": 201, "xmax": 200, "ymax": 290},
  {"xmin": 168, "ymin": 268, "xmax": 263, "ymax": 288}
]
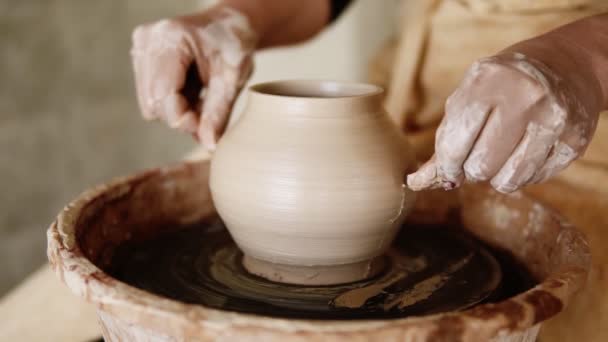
[
  {"xmin": 0, "ymin": 150, "xmax": 212, "ymax": 342},
  {"xmin": 0, "ymin": 265, "xmax": 100, "ymax": 341}
]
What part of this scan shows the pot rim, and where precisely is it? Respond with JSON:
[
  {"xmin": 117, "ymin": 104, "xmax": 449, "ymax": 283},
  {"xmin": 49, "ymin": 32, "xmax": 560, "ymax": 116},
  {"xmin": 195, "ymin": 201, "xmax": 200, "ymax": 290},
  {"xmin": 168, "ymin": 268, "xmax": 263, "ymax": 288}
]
[
  {"xmin": 249, "ymin": 79, "xmax": 384, "ymax": 99},
  {"xmin": 47, "ymin": 160, "xmax": 590, "ymax": 338}
]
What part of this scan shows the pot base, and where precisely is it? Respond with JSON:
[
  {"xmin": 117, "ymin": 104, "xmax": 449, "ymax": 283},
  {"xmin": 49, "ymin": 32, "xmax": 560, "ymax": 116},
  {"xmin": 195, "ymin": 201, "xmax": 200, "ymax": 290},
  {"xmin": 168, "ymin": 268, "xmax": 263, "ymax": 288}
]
[{"xmin": 242, "ymin": 255, "xmax": 387, "ymax": 286}]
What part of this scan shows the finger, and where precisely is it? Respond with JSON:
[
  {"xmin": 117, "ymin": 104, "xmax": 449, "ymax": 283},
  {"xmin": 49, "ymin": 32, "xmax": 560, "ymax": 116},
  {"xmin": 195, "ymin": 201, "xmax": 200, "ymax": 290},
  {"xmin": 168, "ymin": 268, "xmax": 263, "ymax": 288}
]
[
  {"xmin": 174, "ymin": 111, "xmax": 199, "ymax": 134},
  {"xmin": 131, "ymin": 26, "xmax": 156, "ymax": 120},
  {"xmin": 406, "ymin": 154, "xmax": 460, "ymax": 191},
  {"xmin": 529, "ymin": 120, "xmax": 588, "ymax": 184},
  {"xmin": 436, "ymin": 96, "xmax": 493, "ymax": 186},
  {"xmin": 490, "ymin": 122, "xmax": 558, "ymax": 193},
  {"xmin": 163, "ymin": 93, "xmax": 199, "ymax": 134},
  {"xmin": 463, "ymin": 106, "xmax": 528, "ymax": 182},
  {"xmin": 132, "ymin": 62, "xmax": 154, "ymax": 120},
  {"xmin": 407, "ymin": 156, "xmax": 440, "ymax": 191},
  {"xmin": 198, "ymin": 71, "xmax": 240, "ymax": 150},
  {"xmin": 147, "ymin": 51, "xmax": 192, "ymax": 121},
  {"xmin": 529, "ymin": 141, "xmax": 578, "ymax": 184}
]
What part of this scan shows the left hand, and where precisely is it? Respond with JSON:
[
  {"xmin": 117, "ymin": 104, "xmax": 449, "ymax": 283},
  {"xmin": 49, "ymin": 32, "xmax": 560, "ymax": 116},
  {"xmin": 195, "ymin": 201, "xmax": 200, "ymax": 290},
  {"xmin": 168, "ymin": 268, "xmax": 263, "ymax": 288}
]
[
  {"xmin": 130, "ymin": 6, "xmax": 258, "ymax": 149},
  {"xmin": 407, "ymin": 52, "xmax": 599, "ymax": 193}
]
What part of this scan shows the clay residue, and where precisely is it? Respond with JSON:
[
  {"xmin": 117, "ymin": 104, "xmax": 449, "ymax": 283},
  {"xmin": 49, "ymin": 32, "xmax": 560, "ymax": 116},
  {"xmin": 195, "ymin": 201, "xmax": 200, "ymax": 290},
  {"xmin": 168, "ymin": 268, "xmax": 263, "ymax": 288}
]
[
  {"xmin": 483, "ymin": 200, "xmax": 521, "ymax": 230},
  {"xmin": 524, "ymin": 202, "xmax": 546, "ymax": 236},
  {"xmin": 466, "ymin": 299, "xmax": 526, "ymax": 331},
  {"xmin": 333, "ymin": 253, "xmax": 474, "ymax": 311},
  {"xmin": 332, "ymin": 254, "xmax": 427, "ymax": 309},
  {"xmin": 524, "ymin": 290, "xmax": 563, "ymax": 323},
  {"xmin": 331, "ymin": 273, "xmax": 404, "ymax": 309},
  {"xmin": 383, "ymin": 253, "xmax": 473, "ymax": 310},
  {"xmin": 388, "ymin": 184, "xmax": 408, "ymax": 224}
]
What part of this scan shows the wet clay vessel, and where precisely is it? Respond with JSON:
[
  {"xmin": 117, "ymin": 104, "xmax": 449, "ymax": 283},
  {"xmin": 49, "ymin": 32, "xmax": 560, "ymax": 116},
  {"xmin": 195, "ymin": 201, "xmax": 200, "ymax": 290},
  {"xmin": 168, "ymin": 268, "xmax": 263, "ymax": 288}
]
[
  {"xmin": 47, "ymin": 160, "xmax": 590, "ymax": 342},
  {"xmin": 210, "ymin": 80, "xmax": 416, "ymax": 285}
]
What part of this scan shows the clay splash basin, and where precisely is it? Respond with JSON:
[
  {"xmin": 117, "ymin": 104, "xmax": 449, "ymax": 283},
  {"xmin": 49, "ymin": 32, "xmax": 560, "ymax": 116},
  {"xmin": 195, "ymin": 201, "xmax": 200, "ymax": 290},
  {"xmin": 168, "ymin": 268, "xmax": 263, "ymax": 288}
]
[{"xmin": 47, "ymin": 160, "xmax": 590, "ymax": 341}]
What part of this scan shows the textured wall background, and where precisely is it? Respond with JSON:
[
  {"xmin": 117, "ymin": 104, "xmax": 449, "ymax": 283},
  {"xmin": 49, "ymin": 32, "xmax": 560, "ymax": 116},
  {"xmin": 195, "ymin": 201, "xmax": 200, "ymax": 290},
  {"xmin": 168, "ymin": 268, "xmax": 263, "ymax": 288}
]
[
  {"xmin": 0, "ymin": 1, "xmax": 197, "ymax": 295},
  {"xmin": 0, "ymin": 0, "xmax": 397, "ymax": 295}
]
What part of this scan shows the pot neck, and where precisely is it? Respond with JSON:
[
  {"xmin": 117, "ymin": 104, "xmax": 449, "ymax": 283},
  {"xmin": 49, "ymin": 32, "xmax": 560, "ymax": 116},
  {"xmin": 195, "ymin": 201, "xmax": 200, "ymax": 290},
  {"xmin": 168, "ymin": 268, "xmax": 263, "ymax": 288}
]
[{"xmin": 244, "ymin": 80, "xmax": 385, "ymax": 117}]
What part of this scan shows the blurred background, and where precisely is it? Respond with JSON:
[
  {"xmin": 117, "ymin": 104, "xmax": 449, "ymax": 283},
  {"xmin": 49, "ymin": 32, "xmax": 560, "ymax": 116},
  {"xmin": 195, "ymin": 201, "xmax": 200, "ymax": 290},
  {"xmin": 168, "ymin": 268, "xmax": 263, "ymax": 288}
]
[{"xmin": 0, "ymin": 0, "xmax": 398, "ymax": 295}]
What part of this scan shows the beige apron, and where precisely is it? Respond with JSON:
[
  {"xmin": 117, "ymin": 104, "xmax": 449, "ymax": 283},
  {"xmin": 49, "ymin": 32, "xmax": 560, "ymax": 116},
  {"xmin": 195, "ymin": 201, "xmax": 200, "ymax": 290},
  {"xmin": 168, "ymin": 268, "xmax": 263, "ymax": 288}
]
[{"xmin": 369, "ymin": 1, "xmax": 608, "ymax": 340}]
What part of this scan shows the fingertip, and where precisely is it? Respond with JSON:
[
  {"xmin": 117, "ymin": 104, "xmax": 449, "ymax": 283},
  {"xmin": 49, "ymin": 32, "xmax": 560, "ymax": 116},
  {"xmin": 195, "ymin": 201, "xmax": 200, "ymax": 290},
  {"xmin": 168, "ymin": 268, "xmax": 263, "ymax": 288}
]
[
  {"xmin": 198, "ymin": 117, "xmax": 218, "ymax": 151},
  {"xmin": 463, "ymin": 159, "xmax": 491, "ymax": 183},
  {"xmin": 139, "ymin": 99, "xmax": 156, "ymax": 120},
  {"xmin": 156, "ymin": 94, "xmax": 199, "ymax": 134},
  {"xmin": 405, "ymin": 173, "xmax": 423, "ymax": 191},
  {"xmin": 490, "ymin": 166, "xmax": 525, "ymax": 193},
  {"xmin": 491, "ymin": 180, "xmax": 518, "ymax": 194},
  {"xmin": 491, "ymin": 169, "xmax": 528, "ymax": 194},
  {"xmin": 131, "ymin": 25, "xmax": 146, "ymax": 46},
  {"xmin": 141, "ymin": 112, "xmax": 156, "ymax": 121},
  {"xmin": 491, "ymin": 122, "xmax": 557, "ymax": 193},
  {"xmin": 530, "ymin": 141, "xmax": 578, "ymax": 184},
  {"xmin": 406, "ymin": 158, "xmax": 442, "ymax": 191},
  {"xmin": 198, "ymin": 72, "xmax": 248, "ymax": 150},
  {"xmin": 199, "ymin": 108, "xmax": 231, "ymax": 151},
  {"xmin": 436, "ymin": 164, "xmax": 465, "ymax": 187},
  {"xmin": 173, "ymin": 111, "xmax": 199, "ymax": 133},
  {"xmin": 132, "ymin": 22, "xmax": 147, "ymax": 37},
  {"xmin": 202, "ymin": 135, "xmax": 217, "ymax": 151},
  {"xmin": 142, "ymin": 99, "xmax": 160, "ymax": 121},
  {"xmin": 162, "ymin": 93, "xmax": 186, "ymax": 121}
]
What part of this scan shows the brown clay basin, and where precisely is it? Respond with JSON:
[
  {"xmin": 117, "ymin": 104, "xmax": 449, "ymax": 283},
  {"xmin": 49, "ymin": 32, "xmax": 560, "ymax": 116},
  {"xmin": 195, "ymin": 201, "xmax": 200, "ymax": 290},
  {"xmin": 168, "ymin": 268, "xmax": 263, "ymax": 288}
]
[{"xmin": 47, "ymin": 160, "xmax": 590, "ymax": 341}]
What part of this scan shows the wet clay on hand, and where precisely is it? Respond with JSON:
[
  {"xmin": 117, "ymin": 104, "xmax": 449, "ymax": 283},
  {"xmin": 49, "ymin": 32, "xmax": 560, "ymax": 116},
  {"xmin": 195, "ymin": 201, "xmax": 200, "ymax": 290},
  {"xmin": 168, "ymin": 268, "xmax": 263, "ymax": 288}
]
[
  {"xmin": 210, "ymin": 80, "xmax": 416, "ymax": 285},
  {"xmin": 409, "ymin": 14, "xmax": 608, "ymax": 193},
  {"xmin": 130, "ymin": 6, "xmax": 257, "ymax": 149}
]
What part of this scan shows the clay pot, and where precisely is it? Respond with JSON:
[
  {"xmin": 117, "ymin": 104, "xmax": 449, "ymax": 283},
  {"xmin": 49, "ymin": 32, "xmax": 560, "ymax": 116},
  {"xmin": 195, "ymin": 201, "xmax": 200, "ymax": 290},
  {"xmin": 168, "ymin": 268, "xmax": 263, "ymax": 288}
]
[
  {"xmin": 210, "ymin": 80, "xmax": 416, "ymax": 285},
  {"xmin": 47, "ymin": 160, "xmax": 590, "ymax": 342}
]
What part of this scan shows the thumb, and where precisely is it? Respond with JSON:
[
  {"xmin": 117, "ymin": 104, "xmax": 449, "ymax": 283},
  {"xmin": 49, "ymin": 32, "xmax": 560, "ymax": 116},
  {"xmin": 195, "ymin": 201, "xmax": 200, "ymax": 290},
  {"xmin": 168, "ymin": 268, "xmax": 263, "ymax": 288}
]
[
  {"xmin": 407, "ymin": 155, "xmax": 455, "ymax": 191},
  {"xmin": 198, "ymin": 73, "xmax": 240, "ymax": 150}
]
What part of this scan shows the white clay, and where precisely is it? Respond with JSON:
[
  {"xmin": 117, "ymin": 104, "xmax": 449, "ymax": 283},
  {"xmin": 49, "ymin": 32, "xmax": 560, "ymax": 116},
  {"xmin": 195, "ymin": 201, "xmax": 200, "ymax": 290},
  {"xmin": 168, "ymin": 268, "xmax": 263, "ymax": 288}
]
[{"xmin": 210, "ymin": 80, "xmax": 416, "ymax": 285}]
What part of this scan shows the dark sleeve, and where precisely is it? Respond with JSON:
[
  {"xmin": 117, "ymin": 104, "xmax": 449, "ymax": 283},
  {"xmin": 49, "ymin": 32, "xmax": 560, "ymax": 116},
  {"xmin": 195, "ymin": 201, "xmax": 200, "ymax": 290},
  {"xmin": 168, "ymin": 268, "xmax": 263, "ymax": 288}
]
[{"xmin": 329, "ymin": 0, "xmax": 353, "ymax": 22}]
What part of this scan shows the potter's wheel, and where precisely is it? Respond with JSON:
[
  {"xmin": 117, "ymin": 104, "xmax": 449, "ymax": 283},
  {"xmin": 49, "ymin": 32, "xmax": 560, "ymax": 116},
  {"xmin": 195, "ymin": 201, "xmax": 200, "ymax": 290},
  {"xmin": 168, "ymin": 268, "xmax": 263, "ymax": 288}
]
[{"xmin": 107, "ymin": 220, "xmax": 510, "ymax": 320}]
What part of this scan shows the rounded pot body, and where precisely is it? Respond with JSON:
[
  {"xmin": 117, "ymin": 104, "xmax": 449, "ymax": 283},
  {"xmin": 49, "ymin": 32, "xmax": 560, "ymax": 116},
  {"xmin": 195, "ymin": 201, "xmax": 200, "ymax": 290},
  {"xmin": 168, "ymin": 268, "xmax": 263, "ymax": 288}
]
[{"xmin": 210, "ymin": 80, "xmax": 416, "ymax": 274}]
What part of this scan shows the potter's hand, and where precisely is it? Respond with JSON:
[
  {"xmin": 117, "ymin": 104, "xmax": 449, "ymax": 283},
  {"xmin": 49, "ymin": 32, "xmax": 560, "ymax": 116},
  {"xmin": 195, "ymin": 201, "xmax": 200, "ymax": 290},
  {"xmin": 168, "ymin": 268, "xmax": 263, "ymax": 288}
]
[
  {"xmin": 408, "ymin": 52, "xmax": 600, "ymax": 193},
  {"xmin": 131, "ymin": 7, "xmax": 257, "ymax": 149}
]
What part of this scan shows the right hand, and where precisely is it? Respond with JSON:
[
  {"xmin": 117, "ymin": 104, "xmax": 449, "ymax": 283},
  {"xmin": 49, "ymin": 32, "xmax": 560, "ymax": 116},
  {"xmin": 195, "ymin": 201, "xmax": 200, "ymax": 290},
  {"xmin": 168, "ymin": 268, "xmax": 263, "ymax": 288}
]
[
  {"xmin": 407, "ymin": 52, "xmax": 599, "ymax": 193},
  {"xmin": 131, "ymin": 7, "xmax": 258, "ymax": 149}
]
